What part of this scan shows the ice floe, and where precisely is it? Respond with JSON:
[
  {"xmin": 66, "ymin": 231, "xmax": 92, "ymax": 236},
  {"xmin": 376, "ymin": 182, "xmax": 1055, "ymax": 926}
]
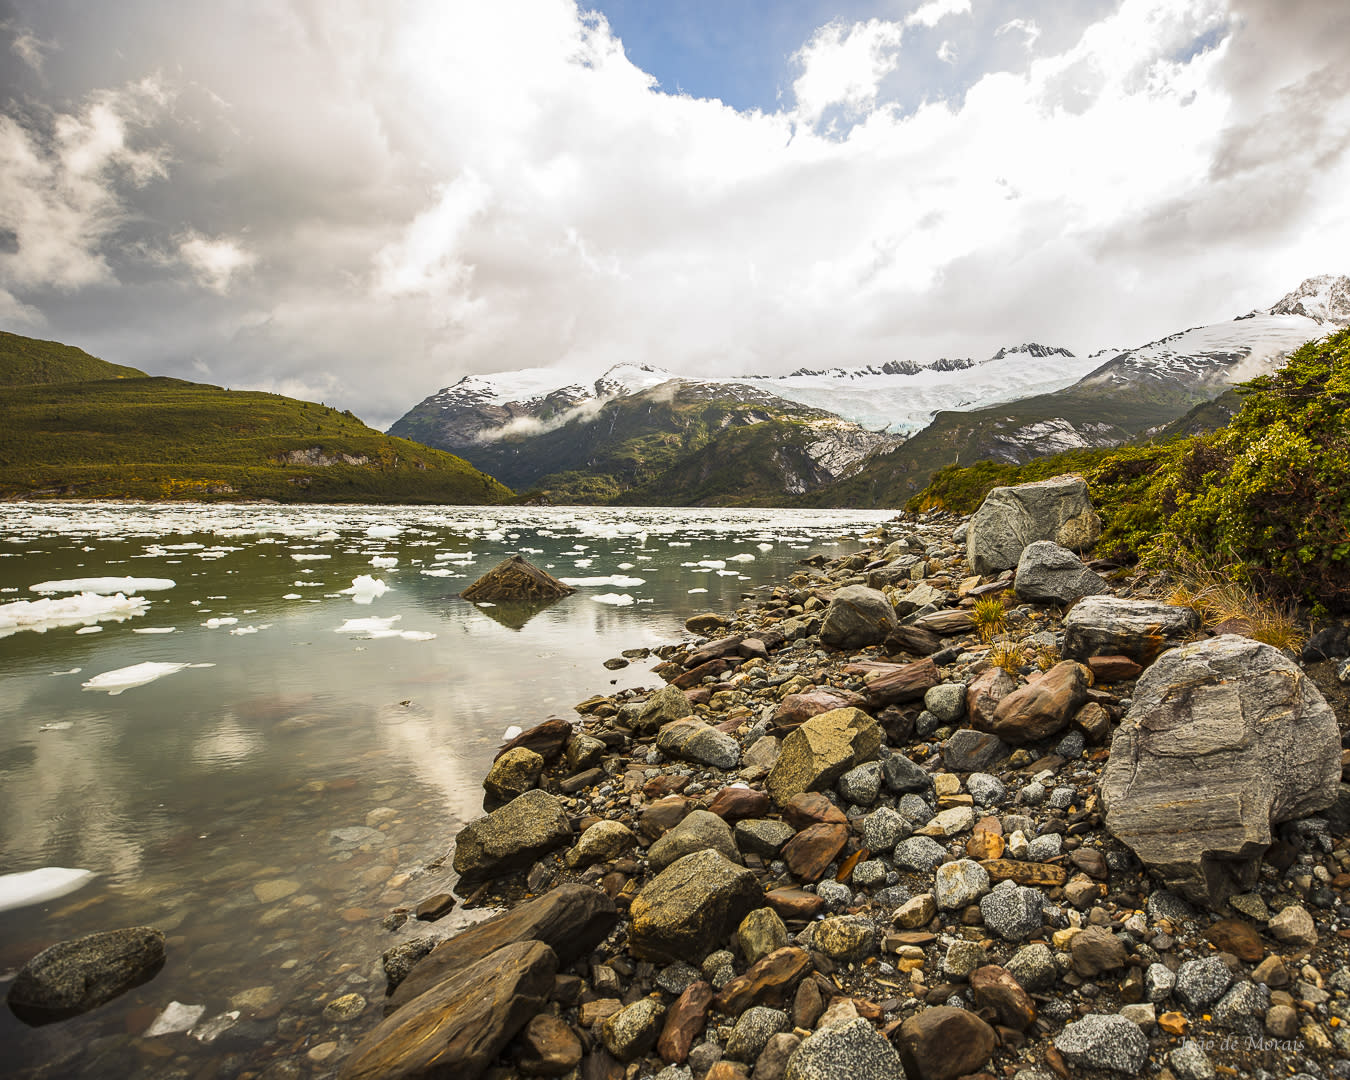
[
  {"xmin": 202, "ymin": 617, "xmax": 238, "ymax": 628},
  {"xmin": 81, "ymin": 661, "xmax": 214, "ymax": 695},
  {"xmin": 366, "ymin": 524, "xmax": 402, "ymax": 538},
  {"xmin": 592, "ymin": 593, "xmax": 635, "ymax": 606},
  {"xmin": 342, "ymin": 575, "xmax": 389, "ymax": 604},
  {"xmin": 290, "ymin": 554, "xmax": 330, "ymax": 561},
  {"xmin": 29, "ymin": 576, "xmax": 175, "ymax": 594},
  {"xmin": 0, "ymin": 592, "xmax": 150, "ymax": 638},
  {"xmin": 0, "ymin": 867, "xmax": 96, "ymax": 913},
  {"xmin": 132, "ymin": 626, "xmax": 178, "ymax": 634},
  {"xmin": 559, "ymin": 575, "xmax": 647, "ymax": 588},
  {"xmin": 75, "ymin": 625, "xmax": 103, "ymax": 634},
  {"xmin": 369, "ymin": 556, "xmax": 399, "ymax": 568},
  {"xmin": 334, "ymin": 615, "xmax": 435, "ymax": 640}
]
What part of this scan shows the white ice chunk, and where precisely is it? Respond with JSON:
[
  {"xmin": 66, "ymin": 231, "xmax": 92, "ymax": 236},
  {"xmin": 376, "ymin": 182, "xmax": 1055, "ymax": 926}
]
[
  {"xmin": 0, "ymin": 867, "xmax": 96, "ymax": 912},
  {"xmin": 592, "ymin": 593, "xmax": 635, "ymax": 606},
  {"xmin": 145, "ymin": 1001, "xmax": 206, "ymax": 1037},
  {"xmin": 502, "ymin": 725, "xmax": 523, "ymax": 741},
  {"xmin": 366, "ymin": 524, "xmax": 402, "ymax": 538},
  {"xmin": 202, "ymin": 617, "xmax": 238, "ymax": 628},
  {"xmin": 757, "ymin": 543, "xmax": 774, "ymax": 552},
  {"xmin": 398, "ymin": 631, "xmax": 436, "ymax": 641},
  {"xmin": 342, "ymin": 575, "xmax": 389, "ymax": 604},
  {"xmin": 370, "ymin": 555, "xmax": 399, "ymax": 568},
  {"xmin": 132, "ymin": 627, "xmax": 177, "ymax": 634},
  {"xmin": 290, "ymin": 554, "xmax": 330, "ymax": 561},
  {"xmin": 29, "ymin": 576, "xmax": 175, "ymax": 594},
  {"xmin": 688, "ymin": 588, "xmax": 708, "ymax": 594},
  {"xmin": 728, "ymin": 553, "xmax": 756, "ymax": 562},
  {"xmin": 559, "ymin": 576, "xmax": 647, "ymax": 588},
  {"xmin": 0, "ymin": 592, "xmax": 150, "ymax": 638},
  {"xmin": 82, "ymin": 661, "xmax": 209, "ymax": 695},
  {"xmin": 282, "ymin": 593, "xmax": 302, "ymax": 599},
  {"xmin": 228, "ymin": 626, "xmax": 261, "ymax": 635},
  {"xmin": 75, "ymin": 625, "xmax": 103, "ymax": 634},
  {"xmin": 420, "ymin": 569, "xmax": 454, "ymax": 578}
]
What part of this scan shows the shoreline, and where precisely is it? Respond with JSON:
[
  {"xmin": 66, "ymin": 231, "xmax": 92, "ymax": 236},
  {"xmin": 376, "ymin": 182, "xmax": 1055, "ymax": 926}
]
[{"xmin": 334, "ymin": 492, "xmax": 1350, "ymax": 1080}]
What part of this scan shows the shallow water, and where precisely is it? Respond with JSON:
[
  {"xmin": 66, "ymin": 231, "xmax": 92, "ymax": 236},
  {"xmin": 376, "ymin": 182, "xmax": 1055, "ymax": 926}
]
[{"xmin": 0, "ymin": 501, "xmax": 890, "ymax": 1077}]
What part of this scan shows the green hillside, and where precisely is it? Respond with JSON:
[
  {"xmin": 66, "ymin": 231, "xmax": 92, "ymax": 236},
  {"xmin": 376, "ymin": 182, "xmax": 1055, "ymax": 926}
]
[
  {"xmin": 0, "ymin": 334, "xmax": 512, "ymax": 504},
  {"xmin": 0, "ymin": 331, "xmax": 146, "ymax": 385}
]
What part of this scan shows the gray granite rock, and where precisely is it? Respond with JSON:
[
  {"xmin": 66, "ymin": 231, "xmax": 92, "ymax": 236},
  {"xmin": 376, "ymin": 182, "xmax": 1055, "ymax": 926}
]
[
  {"xmin": 980, "ymin": 883, "xmax": 1044, "ymax": 942},
  {"xmin": 1014, "ymin": 541, "xmax": 1110, "ymax": 604},
  {"xmin": 1053, "ymin": 1013, "xmax": 1148, "ymax": 1074},
  {"xmin": 785, "ymin": 1017, "xmax": 905, "ymax": 1080},
  {"xmin": 1174, "ymin": 957, "xmax": 1233, "ymax": 1011}
]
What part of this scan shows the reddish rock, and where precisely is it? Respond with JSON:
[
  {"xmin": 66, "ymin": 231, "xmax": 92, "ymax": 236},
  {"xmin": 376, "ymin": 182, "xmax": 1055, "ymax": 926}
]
[
  {"xmin": 657, "ymin": 981, "xmax": 714, "ymax": 1064},
  {"xmin": 704, "ymin": 1062, "xmax": 750, "ymax": 1080},
  {"xmin": 966, "ymin": 667, "xmax": 1018, "ymax": 730},
  {"xmin": 707, "ymin": 787, "xmax": 771, "ymax": 823},
  {"xmin": 714, "ymin": 947, "xmax": 812, "ymax": 1016},
  {"xmin": 912, "ymin": 609, "xmax": 976, "ymax": 636},
  {"xmin": 1069, "ymin": 925, "xmax": 1127, "ymax": 977},
  {"xmin": 772, "ymin": 690, "xmax": 864, "ymax": 732},
  {"xmin": 781, "ymin": 823, "xmax": 849, "ymax": 882},
  {"xmin": 672, "ymin": 658, "xmax": 737, "ymax": 690},
  {"xmin": 781, "ymin": 791, "xmax": 848, "ymax": 829},
  {"xmin": 969, "ymin": 965, "xmax": 1036, "ymax": 1030},
  {"xmin": 1204, "ymin": 919, "xmax": 1264, "ymax": 962},
  {"xmin": 1071, "ymin": 701, "xmax": 1112, "ymax": 744},
  {"xmin": 884, "ymin": 624, "xmax": 943, "ymax": 657},
  {"xmin": 643, "ymin": 774, "xmax": 691, "ymax": 799},
  {"xmin": 637, "ymin": 796, "xmax": 692, "ymax": 842},
  {"xmin": 494, "ymin": 718, "xmax": 572, "ymax": 763},
  {"xmin": 685, "ymin": 636, "xmax": 745, "ymax": 668},
  {"xmin": 896, "ymin": 1005, "xmax": 998, "ymax": 1080},
  {"xmin": 764, "ymin": 888, "xmax": 825, "ymax": 920},
  {"xmin": 1086, "ymin": 654, "xmax": 1143, "ymax": 683},
  {"xmin": 792, "ymin": 977, "xmax": 826, "ymax": 1029},
  {"xmin": 512, "ymin": 1014, "xmax": 583, "ymax": 1075},
  {"xmin": 864, "ymin": 657, "xmax": 941, "ymax": 707},
  {"xmin": 1068, "ymin": 848, "xmax": 1108, "ymax": 880},
  {"xmin": 986, "ymin": 661, "xmax": 1091, "ymax": 744}
]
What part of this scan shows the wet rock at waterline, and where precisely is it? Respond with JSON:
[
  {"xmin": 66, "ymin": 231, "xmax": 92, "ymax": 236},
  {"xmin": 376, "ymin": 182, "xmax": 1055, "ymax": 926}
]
[
  {"xmin": 340, "ymin": 940, "xmax": 557, "ymax": 1080},
  {"xmin": 451, "ymin": 789, "xmax": 572, "ymax": 882},
  {"xmin": 8, "ymin": 926, "xmax": 166, "ymax": 1024},
  {"xmin": 460, "ymin": 554, "xmax": 575, "ymax": 603},
  {"xmin": 1100, "ymin": 635, "xmax": 1340, "ymax": 907}
]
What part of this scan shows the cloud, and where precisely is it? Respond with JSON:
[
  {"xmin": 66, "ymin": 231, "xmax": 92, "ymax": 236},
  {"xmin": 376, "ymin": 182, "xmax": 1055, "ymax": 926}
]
[
  {"xmin": 995, "ymin": 18, "xmax": 1042, "ymax": 51},
  {"xmin": 791, "ymin": 19, "xmax": 905, "ymax": 128},
  {"xmin": 6, "ymin": 23, "xmax": 53, "ymax": 73},
  {"xmin": 0, "ymin": 0, "xmax": 1347, "ymax": 433},
  {"xmin": 906, "ymin": 0, "xmax": 972, "ymax": 30},
  {"xmin": 937, "ymin": 40, "xmax": 958, "ymax": 64}
]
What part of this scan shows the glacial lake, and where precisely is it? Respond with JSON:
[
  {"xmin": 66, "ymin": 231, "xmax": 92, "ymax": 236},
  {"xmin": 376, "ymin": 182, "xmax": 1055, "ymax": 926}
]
[{"xmin": 0, "ymin": 501, "xmax": 891, "ymax": 1077}]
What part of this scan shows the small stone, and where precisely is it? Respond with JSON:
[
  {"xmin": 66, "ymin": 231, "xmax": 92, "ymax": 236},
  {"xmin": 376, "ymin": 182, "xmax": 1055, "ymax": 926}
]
[
  {"xmin": 893, "ymin": 894, "xmax": 937, "ymax": 930},
  {"xmin": 514, "ymin": 1013, "xmax": 583, "ymax": 1075},
  {"xmin": 933, "ymin": 860, "xmax": 990, "ymax": 910},
  {"xmin": 979, "ymin": 883, "xmax": 1044, "ymax": 942},
  {"xmin": 969, "ymin": 964, "xmax": 1037, "ymax": 1030},
  {"xmin": 1005, "ymin": 943, "xmax": 1057, "ymax": 992},
  {"xmin": 1203, "ymin": 919, "xmax": 1263, "ymax": 962},
  {"xmin": 734, "ymin": 818, "xmax": 797, "ymax": 859},
  {"xmin": 1027, "ymin": 832, "xmax": 1063, "ymax": 861},
  {"xmin": 724, "ymin": 1006, "xmax": 789, "ymax": 1063},
  {"xmin": 895, "ymin": 1007, "xmax": 997, "ymax": 1080},
  {"xmin": 1174, "ymin": 957, "xmax": 1232, "ymax": 1011},
  {"xmin": 565, "ymin": 819, "xmax": 637, "ymax": 869},
  {"xmin": 1145, "ymin": 963, "xmax": 1176, "ymax": 1003},
  {"xmin": 966, "ymin": 773, "xmax": 1006, "ymax": 806},
  {"xmin": 1168, "ymin": 1040, "xmax": 1216, "ymax": 1080},
  {"xmin": 483, "ymin": 746, "xmax": 545, "ymax": 804},
  {"xmin": 943, "ymin": 940, "xmax": 987, "ymax": 978},
  {"xmin": 1210, "ymin": 979, "xmax": 1268, "ymax": 1035},
  {"xmin": 1268, "ymin": 904, "xmax": 1317, "ymax": 948},
  {"xmin": 1053, "ymin": 1013, "xmax": 1148, "ymax": 1074},
  {"xmin": 601, "ymin": 997, "xmax": 666, "ymax": 1061},
  {"xmin": 738, "ymin": 908, "xmax": 789, "ymax": 966},
  {"xmin": 814, "ymin": 916, "xmax": 875, "ymax": 963},
  {"xmin": 837, "ymin": 760, "xmax": 885, "ymax": 805},
  {"xmin": 862, "ymin": 806, "xmax": 912, "ymax": 851},
  {"xmin": 1070, "ymin": 926, "xmax": 1126, "ymax": 977},
  {"xmin": 1119, "ymin": 1002, "xmax": 1155, "ymax": 1030}
]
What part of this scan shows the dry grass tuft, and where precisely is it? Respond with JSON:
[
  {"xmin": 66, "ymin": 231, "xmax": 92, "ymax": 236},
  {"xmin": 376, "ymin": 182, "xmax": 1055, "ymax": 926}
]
[
  {"xmin": 972, "ymin": 596, "xmax": 1008, "ymax": 644},
  {"xmin": 988, "ymin": 639, "xmax": 1025, "ymax": 675},
  {"xmin": 1163, "ymin": 553, "xmax": 1307, "ymax": 653}
]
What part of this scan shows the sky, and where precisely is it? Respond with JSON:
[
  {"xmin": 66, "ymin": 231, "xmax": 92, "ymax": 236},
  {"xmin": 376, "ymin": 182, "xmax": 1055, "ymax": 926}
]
[{"xmin": 1, "ymin": 0, "xmax": 1348, "ymax": 430}]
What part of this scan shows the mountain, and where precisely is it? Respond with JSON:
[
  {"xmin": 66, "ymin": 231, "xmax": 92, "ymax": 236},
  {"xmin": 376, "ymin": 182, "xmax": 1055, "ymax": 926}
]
[
  {"xmin": 392, "ymin": 371, "xmax": 900, "ymax": 503},
  {"xmin": 0, "ymin": 332, "xmax": 512, "ymax": 504},
  {"xmin": 803, "ymin": 275, "xmax": 1349, "ymax": 507}
]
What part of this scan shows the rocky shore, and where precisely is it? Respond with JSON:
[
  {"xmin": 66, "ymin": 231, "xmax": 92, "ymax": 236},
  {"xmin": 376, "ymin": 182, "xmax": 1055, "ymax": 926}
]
[
  {"xmin": 18, "ymin": 476, "xmax": 1348, "ymax": 1079},
  {"xmin": 327, "ymin": 474, "xmax": 1350, "ymax": 1080}
]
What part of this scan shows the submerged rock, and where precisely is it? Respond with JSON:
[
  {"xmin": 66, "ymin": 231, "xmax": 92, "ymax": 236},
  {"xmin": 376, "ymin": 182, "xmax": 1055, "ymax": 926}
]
[
  {"xmin": 8, "ymin": 926, "xmax": 166, "ymax": 1024},
  {"xmin": 461, "ymin": 555, "xmax": 575, "ymax": 603},
  {"xmin": 1100, "ymin": 635, "xmax": 1340, "ymax": 907}
]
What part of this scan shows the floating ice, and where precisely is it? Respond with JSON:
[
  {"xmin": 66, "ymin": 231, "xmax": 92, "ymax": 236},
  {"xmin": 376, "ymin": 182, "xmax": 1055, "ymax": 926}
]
[
  {"xmin": 334, "ymin": 615, "xmax": 434, "ymax": 640},
  {"xmin": 370, "ymin": 556, "xmax": 399, "ymax": 568},
  {"xmin": 29, "ymin": 576, "xmax": 175, "ymax": 594},
  {"xmin": 592, "ymin": 593, "xmax": 635, "ymax": 606},
  {"xmin": 192, "ymin": 1011, "xmax": 241, "ymax": 1044},
  {"xmin": 50, "ymin": 668, "xmax": 81, "ymax": 676},
  {"xmin": 82, "ymin": 661, "xmax": 212, "ymax": 695},
  {"xmin": 420, "ymin": 569, "xmax": 454, "ymax": 578},
  {"xmin": 688, "ymin": 588, "xmax": 708, "ymax": 594},
  {"xmin": 617, "ymin": 562, "xmax": 635, "ymax": 570},
  {"xmin": 559, "ymin": 575, "xmax": 647, "ymax": 588},
  {"xmin": 728, "ymin": 553, "xmax": 756, "ymax": 562},
  {"xmin": 399, "ymin": 631, "xmax": 436, "ymax": 641},
  {"xmin": 229, "ymin": 626, "xmax": 262, "ymax": 635},
  {"xmin": 202, "ymin": 617, "xmax": 238, "ymax": 628},
  {"xmin": 502, "ymin": 725, "xmax": 523, "ymax": 741},
  {"xmin": 342, "ymin": 575, "xmax": 389, "ymax": 604},
  {"xmin": 757, "ymin": 543, "xmax": 774, "ymax": 552},
  {"xmin": 290, "ymin": 554, "xmax": 330, "ymax": 561},
  {"xmin": 282, "ymin": 593, "xmax": 302, "ymax": 600},
  {"xmin": 39, "ymin": 721, "xmax": 73, "ymax": 731},
  {"xmin": 0, "ymin": 592, "xmax": 150, "ymax": 638},
  {"xmin": 145, "ymin": 1001, "xmax": 206, "ymax": 1037},
  {"xmin": 0, "ymin": 867, "xmax": 96, "ymax": 913},
  {"xmin": 75, "ymin": 625, "xmax": 103, "ymax": 634},
  {"xmin": 366, "ymin": 524, "xmax": 402, "ymax": 538},
  {"xmin": 133, "ymin": 626, "xmax": 177, "ymax": 634}
]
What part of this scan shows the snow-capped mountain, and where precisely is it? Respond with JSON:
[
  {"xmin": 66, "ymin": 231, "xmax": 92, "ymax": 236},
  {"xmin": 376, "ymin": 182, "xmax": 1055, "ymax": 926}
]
[{"xmin": 1267, "ymin": 273, "xmax": 1350, "ymax": 325}]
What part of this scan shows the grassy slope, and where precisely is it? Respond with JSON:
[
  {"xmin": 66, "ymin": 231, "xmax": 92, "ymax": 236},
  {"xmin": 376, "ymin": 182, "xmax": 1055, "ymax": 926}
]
[{"xmin": 0, "ymin": 336, "xmax": 513, "ymax": 504}]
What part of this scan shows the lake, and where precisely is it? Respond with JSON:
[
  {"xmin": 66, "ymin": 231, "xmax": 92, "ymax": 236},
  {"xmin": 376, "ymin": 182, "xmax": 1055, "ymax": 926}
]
[{"xmin": 0, "ymin": 501, "xmax": 891, "ymax": 1077}]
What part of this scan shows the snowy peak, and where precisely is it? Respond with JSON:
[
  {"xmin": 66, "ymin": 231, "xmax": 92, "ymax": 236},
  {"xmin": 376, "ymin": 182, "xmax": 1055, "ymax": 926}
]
[
  {"xmin": 593, "ymin": 363, "xmax": 678, "ymax": 398},
  {"xmin": 989, "ymin": 343, "xmax": 1076, "ymax": 362},
  {"xmin": 1267, "ymin": 274, "xmax": 1350, "ymax": 326}
]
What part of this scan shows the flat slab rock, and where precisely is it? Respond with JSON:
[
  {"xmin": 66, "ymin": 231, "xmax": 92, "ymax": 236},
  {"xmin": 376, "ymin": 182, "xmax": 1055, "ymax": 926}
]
[
  {"xmin": 1062, "ymin": 595, "xmax": 1199, "ymax": 663},
  {"xmin": 1100, "ymin": 635, "xmax": 1340, "ymax": 907},
  {"xmin": 7, "ymin": 926, "xmax": 165, "ymax": 1023}
]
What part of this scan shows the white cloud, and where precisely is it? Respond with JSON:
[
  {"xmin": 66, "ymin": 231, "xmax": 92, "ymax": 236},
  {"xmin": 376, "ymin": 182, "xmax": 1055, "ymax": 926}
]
[
  {"xmin": 906, "ymin": 0, "xmax": 973, "ymax": 30},
  {"xmin": 996, "ymin": 18, "xmax": 1043, "ymax": 51},
  {"xmin": 7, "ymin": 25, "xmax": 53, "ymax": 73},
  {"xmin": 791, "ymin": 19, "xmax": 905, "ymax": 128},
  {"xmin": 937, "ymin": 39, "xmax": 958, "ymax": 64},
  {"xmin": 177, "ymin": 230, "xmax": 255, "ymax": 293}
]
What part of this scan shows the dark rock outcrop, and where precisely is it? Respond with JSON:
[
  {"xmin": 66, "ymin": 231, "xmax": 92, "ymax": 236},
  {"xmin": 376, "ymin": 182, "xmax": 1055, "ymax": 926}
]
[
  {"xmin": 7, "ymin": 926, "xmax": 165, "ymax": 1024},
  {"xmin": 462, "ymin": 555, "xmax": 575, "ymax": 603}
]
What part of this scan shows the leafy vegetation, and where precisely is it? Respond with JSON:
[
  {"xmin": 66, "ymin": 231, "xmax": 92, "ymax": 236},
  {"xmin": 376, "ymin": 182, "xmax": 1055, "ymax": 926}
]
[
  {"xmin": 0, "ymin": 334, "xmax": 513, "ymax": 504},
  {"xmin": 906, "ymin": 327, "xmax": 1350, "ymax": 610}
]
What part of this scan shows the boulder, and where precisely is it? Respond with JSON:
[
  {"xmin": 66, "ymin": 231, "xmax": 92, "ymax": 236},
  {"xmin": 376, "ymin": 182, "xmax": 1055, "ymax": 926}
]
[
  {"xmin": 633, "ymin": 685, "xmax": 695, "ymax": 733},
  {"xmin": 1014, "ymin": 541, "xmax": 1111, "ymax": 604},
  {"xmin": 602, "ymin": 997, "xmax": 666, "ymax": 1061},
  {"xmin": 388, "ymin": 884, "xmax": 616, "ymax": 1010},
  {"xmin": 819, "ymin": 586, "xmax": 897, "ymax": 649},
  {"xmin": 1100, "ymin": 636, "xmax": 1340, "ymax": 907},
  {"xmin": 965, "ymin": 667, "xmax": 1018, "ymax": 730},
  {"xmin": 1053, "ymin": 1013, "xmax": 1149, "ymax": 1074},
  {"xmin": 629, "ymin": 850, "xmax": 763, "ymax": 963},
  {"xmin": 565, "ymin": 819, "xmax": 637, "ymax": 869},
  {"xmin": 461, "ymin": 555, "xmax": 575, "ymax": 603},
  {"xmin": 895, "ymin": 1006, "xmax": 998, "ymax": 1080},
  {"xmin": 786, "ymin": 1017, "xmax": 906, "ymax": 1080},
  {"xmin": 766, "ymin": 708, "xmax": 881, "ymax": 806},
  {"xmin": 452, "ymin": 789, "xmax": 572, "ymax": 883},
  {"xmin": 340, "ymin": 940, "xmax": 557, "ymax": 1080},
  {"xmin": 7, "ymin": 926, "xmax": 165, "ymax": 1022},
  {"xmin": 1062, "ymin": 595, "xmax": 1199, "ymax": 663},
  {"xmin": 985, "ymin": 661, "xmax": 1091, "ymax": 744},
  {"xmin": 966, "ymin": 475, "xmax": 1101, "ymax": 575},
  {"xmin": 657, "ymin": 718, "xmax": 740, "ymax": 771},
  {"xmin": 648, "ymin": 810, "xmax": 742, "ymax": 871},
  {"xmin": 483, "ymin": 746, "xmax": 544, "ymax": 805}
]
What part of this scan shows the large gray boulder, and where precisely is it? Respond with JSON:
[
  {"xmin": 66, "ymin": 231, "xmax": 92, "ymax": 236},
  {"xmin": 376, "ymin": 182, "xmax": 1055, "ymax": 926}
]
[
  {"xmin": 966, "ymin": 475, "xmax": 1101, "ymax": 575},
  {"xmin": 7, "ymin": 927, "xmax": 165, "ymax": 1022},
  {"xmin": 1100, "ymin": 635, "xmax": 1340, "ymax": 907},
  {"xmin": 1014, "ymin": 541, "xmax": 1110, "ymax": 604},
  {"xmin": 766, "ymin": 708, "xmax": 882, "ymax": 806},
  {"xmin": 452, "ymin": 789, "xmax": 572, "ymax": 882},
  {"xmin": 820, "ymin": 585, "xmax": 898, "ymax": 649},
  {"xmin": 1062, "ymin": 595, "xmax": 1199, "ymax": 663}
]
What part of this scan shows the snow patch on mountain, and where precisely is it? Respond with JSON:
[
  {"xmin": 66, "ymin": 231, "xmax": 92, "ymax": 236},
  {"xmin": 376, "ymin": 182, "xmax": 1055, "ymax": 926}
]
[{"xmin": 1267, "ymin": 274, "xmax": 1350, "ymax": 326}]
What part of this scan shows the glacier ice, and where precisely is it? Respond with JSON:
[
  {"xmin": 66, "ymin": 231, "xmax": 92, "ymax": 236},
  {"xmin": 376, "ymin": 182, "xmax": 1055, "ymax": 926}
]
[{"xmin": 0, "ymin": 867, "xmax": 96, "ymax": 913}]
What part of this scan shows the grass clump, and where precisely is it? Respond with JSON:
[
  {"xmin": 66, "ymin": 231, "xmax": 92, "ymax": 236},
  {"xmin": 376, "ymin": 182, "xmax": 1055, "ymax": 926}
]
[
  {"xmin": 988, "ymin": 639, "xmax": 1025, "ymax": 675},
  {"xmin": 972, "ymin": 596, "xmax": 1008, "ymax": 644},
  {"xmin": 1159, "ymin": 549, "xmax": 1308, "ymax": 653}
]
